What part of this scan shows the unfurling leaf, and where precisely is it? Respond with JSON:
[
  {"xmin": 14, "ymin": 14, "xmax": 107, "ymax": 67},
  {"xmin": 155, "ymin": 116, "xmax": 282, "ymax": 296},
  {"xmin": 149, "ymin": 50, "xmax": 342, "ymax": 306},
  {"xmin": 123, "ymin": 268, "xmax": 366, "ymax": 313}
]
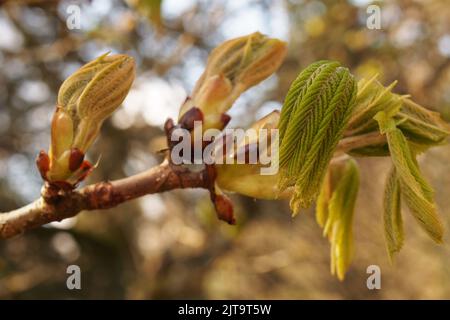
[
  {"xmin": 396, "ymin": 99, "xmax": 450, "ymax": 147},
  {"xmin": 347, "ymin": 75, "xmax": 404, "ymax": 136},
  {"xmin": 39, "ymin": 53, "xmax": 136, "ymax": 186},
  {"xmin": 345, "ymin": 75, "xmax": 449, "ymax": 157},
  {"xmin": 179, "ymin": 32, "xmax": 287, "ymax": 130},
  {"xmin": 375, "ymin": 111, "xmax": 444, "ymax": 243},
  {"xmin": 383, "ymin": 167, "xmax": 404, "ymax": 261},
  {"xmin": 278, "ymin": 60, "xmax": 357, "ymax": 213},
  {"xmin": 319, "ymin": 158, "xmax": 359, "ymax": 281}
]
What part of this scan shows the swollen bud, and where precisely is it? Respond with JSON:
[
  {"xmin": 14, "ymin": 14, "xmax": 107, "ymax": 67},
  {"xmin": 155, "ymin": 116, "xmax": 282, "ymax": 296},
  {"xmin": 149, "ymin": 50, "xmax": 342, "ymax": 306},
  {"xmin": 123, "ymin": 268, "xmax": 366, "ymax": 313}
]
[
  {"xmin": 39, "ymin": 53, "xmax": 135, "ymax": 186},
  {"xmin": 58, "ymin": 53, "xmax": 135, "ymax": 152},
  {"xmin": 195, "ymin": 32, "xmax": 287, "ymax": 94},
  {"xmin": 180, "ymin": 32, "xmax": 287, "ymax": 130}
]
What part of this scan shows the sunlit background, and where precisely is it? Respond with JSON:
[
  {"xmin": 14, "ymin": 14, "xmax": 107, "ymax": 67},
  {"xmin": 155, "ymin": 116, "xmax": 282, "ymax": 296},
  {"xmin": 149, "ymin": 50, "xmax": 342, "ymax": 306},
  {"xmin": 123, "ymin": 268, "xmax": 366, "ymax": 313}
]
[{"xmin": 0, "ymin": 0, "xmax": 449, "ymax": 299}]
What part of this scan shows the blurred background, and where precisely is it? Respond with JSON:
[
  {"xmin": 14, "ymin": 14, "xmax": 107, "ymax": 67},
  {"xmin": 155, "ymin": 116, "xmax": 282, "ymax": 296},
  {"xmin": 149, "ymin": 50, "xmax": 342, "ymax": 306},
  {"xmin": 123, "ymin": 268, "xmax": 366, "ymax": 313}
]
[{"xmin": 0, "ymin": 0, "xmax": 450, "ymax": 299}]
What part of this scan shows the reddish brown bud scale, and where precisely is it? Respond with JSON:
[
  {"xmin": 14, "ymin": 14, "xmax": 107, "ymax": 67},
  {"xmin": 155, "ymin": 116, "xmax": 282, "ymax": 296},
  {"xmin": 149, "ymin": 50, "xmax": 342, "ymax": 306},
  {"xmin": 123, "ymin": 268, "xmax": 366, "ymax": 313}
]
[
  {"xmin": 164, "ymin": 118, "xmax": 175, "ymax": 136},
  {"xmin": 220, "ymin": 113, "xmax": 231, "ymax": 128},
  {"xmin": 213, "ymin": 194, "xmax": 236, "ymax": 225},
  {"xmin": 69, "ymin": 148, "xmax": 85, "ymax": 171},
  {"xmin": 73, "ymin": 160, "xmax": 94, "ymax": 186},
  {"xmin": 36, "ymin": 151, "xmax": 50, "ymax": 180},
  {"xmin": 203, "ymin": 164, "xmax": 236, "ymax": 225},
  {"xmin": 178, "ymin": 106, "xmax": 204, "ymax": 131}
]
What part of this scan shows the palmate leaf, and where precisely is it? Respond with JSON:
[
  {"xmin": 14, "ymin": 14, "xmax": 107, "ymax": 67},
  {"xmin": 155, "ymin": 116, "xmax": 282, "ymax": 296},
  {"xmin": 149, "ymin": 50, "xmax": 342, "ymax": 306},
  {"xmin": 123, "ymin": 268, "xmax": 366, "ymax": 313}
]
[
  {"xmin": 278, "ymin": 61, "xmax": 357, "ymax": 213},
  {"xmin": 269, "ymin": 60, "xmax": 446, "ymax": 279},
  {"xmin": 383, "ymin": 167, "xmax": 404, "ymax": 261},
  {"xmin": 375, "ymin": 111, "xmax": 444, "ymax": 243}
]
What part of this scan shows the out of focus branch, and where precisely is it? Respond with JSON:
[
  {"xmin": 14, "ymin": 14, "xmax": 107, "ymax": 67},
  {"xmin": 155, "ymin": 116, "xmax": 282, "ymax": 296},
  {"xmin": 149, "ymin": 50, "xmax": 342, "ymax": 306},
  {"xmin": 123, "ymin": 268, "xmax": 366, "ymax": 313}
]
[{"xmin": 0, "ymin": 161, "xmax": 210, "ymax": 240}]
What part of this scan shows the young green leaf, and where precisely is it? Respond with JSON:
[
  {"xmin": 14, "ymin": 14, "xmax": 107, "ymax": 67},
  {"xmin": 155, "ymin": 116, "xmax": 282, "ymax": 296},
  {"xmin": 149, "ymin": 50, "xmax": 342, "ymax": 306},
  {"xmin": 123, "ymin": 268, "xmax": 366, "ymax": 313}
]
[
  {"xmin": 345, "ymin": 77, "xmax": 449, "ymax": 156},
  {"xmin": 321, "ymin": 158, "xmax": 359, "ymax": 281},
  {"xmin": 347, "ymin": 75, "xmax": 404, "ymax": 136},
  {"xmin": 396, "ymin": 99, "xmax": 450, "ymax": 147},
  {"xmin": 278, "ymin": 61, "xmax": 357, "ymax": 213},
  {"xmin": 375, "ymin": 111, "xmax": 444, "ymax": 243},
  {"xmin": 316, "ymin": 167, "xmax": 331, "ymax": 228},
  {"xmin": 383, "ymin": 167, "xmax": 404, "ymax": 261}
]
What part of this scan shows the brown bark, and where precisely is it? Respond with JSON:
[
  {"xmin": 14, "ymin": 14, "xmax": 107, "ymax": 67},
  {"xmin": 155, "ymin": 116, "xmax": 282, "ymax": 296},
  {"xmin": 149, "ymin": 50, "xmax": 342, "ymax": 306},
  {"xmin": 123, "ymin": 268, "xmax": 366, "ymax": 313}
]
[{"xmin": 0, "ymin": 161, "xmax": 209, "ymax": 239}]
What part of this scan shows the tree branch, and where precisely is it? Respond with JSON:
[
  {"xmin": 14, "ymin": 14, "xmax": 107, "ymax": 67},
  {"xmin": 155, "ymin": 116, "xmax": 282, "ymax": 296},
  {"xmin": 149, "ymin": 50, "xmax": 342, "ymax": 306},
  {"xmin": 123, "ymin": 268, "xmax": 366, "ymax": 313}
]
[
  {"xmin": 0, "ymin": 161, "xmax": 209, "ymax": 240},
  {"xmin": 0, "ymin": 131, "xmax": 387, "ymax": 240}
]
